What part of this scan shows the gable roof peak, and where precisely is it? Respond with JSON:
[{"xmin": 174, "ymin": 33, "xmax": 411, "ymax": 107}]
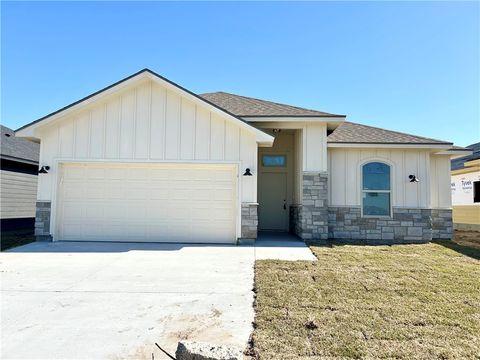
[{"xmin": 15, "ymin": 69, "xmax": 274, "ymax": 145}]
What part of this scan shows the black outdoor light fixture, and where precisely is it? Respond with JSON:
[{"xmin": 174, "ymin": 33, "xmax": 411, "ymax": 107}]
[
  {"xmin": 38, "ymin": 166, "xmax": 50, "ymax": 174},
  {"xmin": 243, "ymin": 168, "xmax": 253, "ymax": 176},
  {"xmin": 409, "ymin": 175, "xmax": 419, "ymax": 183}
]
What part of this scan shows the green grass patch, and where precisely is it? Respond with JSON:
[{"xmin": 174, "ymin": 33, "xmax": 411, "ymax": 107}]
[
  {"xmin": 1, "ymin": 231, "xmax": 35, "ymax": 251},
  {"xmin": 253, "ymin": 241, "xmax": 480, "ymax": 359}
]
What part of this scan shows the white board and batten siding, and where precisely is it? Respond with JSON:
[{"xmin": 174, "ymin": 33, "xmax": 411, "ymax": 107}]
[
  {"xmin": 37, "ymin": 79, "xmax": 258, "ymax": 203},
  {"xmin": 303, "ymin": 123, "xmax": 328, "ymax": 172},
  {"xmin": 0, "ymin": 170, "xmax": 38, "ymax": 219},
  {"xmin": 328, "ymin": 148, "xmax": 452, "ymax": 208},
  {"xmin": 430, "ymin": 155, "xmax": 452, "ymax": 208}
]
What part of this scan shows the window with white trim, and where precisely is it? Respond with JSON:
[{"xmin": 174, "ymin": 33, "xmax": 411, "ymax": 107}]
[{"xmin": 362, "ymin": 162, "xmax": 391, "ymax": 216}]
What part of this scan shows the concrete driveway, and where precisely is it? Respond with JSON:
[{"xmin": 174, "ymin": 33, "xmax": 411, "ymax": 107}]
[{"xmin": 1, "ymin": 241, "xmax": 255, "ymax": 359}]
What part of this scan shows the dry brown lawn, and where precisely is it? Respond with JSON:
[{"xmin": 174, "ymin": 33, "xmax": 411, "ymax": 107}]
[{"xmin": 252, "ymin": 232, "xmax": 480, "ymax": 359}]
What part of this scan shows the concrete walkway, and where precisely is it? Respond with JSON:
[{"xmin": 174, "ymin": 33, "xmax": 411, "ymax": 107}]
[{"xmin": 254, "ymin": 232, "xmax": 317, "ymax": 261}]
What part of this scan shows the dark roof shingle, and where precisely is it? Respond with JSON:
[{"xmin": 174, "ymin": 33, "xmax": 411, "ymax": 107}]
[
  {"xmin": 327, "ymin": 121, "xmax": 453, "ymax": 145},
  {"xmin": 1, "ymin": 125, "xmax": 40, "ymax": 164},
  {"xmin": 200, "ymin": 92, "xmax": 343, "ymax": 117}
]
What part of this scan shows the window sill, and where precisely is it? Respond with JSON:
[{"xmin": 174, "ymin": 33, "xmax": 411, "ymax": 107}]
[{"xmin": 361, "ymin": 215, "xmax": 392, "ymax": 219}]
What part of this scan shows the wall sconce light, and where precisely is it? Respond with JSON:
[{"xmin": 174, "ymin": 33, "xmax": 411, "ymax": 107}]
[
  {"xmin": 243, "ymin": 168, "xmax": 253, "ymax": 176},
  {"xmin": 272, "ymin": 129, "xmax": 281, "ymax": 133},
  {"xmin": 38, "ymin": 166, "xmax": 50, "ymax": 174},
  {"xmin": 409, "ymin": 175, "xmax": 419, "ymax": 183}
]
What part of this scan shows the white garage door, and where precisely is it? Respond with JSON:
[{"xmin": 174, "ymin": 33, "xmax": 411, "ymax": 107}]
[{"xmin": 56, "ymin": 163, "xmax": 238, "ymax": 243}]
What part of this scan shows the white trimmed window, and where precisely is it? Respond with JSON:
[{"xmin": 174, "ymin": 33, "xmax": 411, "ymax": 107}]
[{"xmin": 362, "ymin": 162, "xmax": 391, "ymax": 216}]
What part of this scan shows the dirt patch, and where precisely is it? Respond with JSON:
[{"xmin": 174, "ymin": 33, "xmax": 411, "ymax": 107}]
[{"xmin": 453, "ymin": 229, "xmax": 480, "ymax": 249}]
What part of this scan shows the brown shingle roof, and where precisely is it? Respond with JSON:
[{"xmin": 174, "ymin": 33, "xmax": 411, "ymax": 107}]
[
  {"xmin": 202, "ymin": 92, "xmax": 455, "ymax": 145},
  {"xmin": 327, "ymin": 122, "xmax": 452, "ymax": 145},
  {"xmin": 200, "ymin": 92, "xmax": 344, "ymax": 117}
]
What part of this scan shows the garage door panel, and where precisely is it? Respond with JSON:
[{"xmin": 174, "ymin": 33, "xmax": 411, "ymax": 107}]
[
  {"xmin": 62, "ymin": 185, "xmax": 86, "ymax": 200},
  {"xmin": 125, "ymin": 187, "xmax": 150, "ymax": 200},
  {"xmin": 209, "ymin": 208, "xmax": 235, "ymax": 220},
  {"xmin": 214, "ymin": 189, "xmax": 234, "ymax": 201},
  {"xmin": 125, "ymin": 169, "xmax": 148, "ymax": 180},
  {"xmin": 128, "ymin": 204, "xmax": 149, "ymax": 219},
  {"xmin": 170, "ymin": 190, "xmax": 193, "ymax": 200},
  {"xmin": 102, "ymin": 202, "xmax": 126, "ymax": 219},
  {"xmin": 149, "ymin": 188, "xmax": 170, "ymax": 200},
  {"xmin": 86, "ymin": 182, "xmax": 107, "ymax": 198},
  {"xmin": 64, "ymin": 167, "xmax": 85, "ymax": 179},
  {"xmin": 214, "ymin": 171, "xmax": 234, "ymax": 181},
  {"xmin": 85, "ymin": 205, "xmax": 104, "ymax": 219},
  {"xmin": 106, "ymin": 168, "xmax": 126, "ymax": 179},
  {"xmin": 191, "ymin": 191, "xmax": 212, "ymax": 201},
  {"xmin": 57, "ymin": 163, "xmax": 237, "ymax": 243},
  {"xmin": 62, "ymin": 205, "xmax": 84, "ymax": 220},
  {"xmin": 87, "ymin": 168, "xmax": 107, "ymax": 179}
]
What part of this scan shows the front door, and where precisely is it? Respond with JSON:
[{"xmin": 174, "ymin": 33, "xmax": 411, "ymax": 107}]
[{"xmin": 258, "ymin": 172, "xmax": 288, "ymax": 231}]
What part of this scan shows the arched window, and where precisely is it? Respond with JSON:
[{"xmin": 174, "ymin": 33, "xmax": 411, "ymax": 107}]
[{"xmin": 362, "ymin": 162, "xmax": 391, "ymax": 216}]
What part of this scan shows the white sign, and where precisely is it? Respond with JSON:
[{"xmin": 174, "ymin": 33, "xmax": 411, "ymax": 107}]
[{"xmin": 451, "ymin": 171, "xmax": 480, "ymax": 205}]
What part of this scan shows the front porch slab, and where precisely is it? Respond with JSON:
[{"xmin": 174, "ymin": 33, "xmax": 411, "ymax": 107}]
[{"xmin": 255, "ymin": 232, "xmax": 317, "ymax": 261}]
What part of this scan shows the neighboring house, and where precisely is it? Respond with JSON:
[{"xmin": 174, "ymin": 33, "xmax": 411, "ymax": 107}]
[
  {"xmin": 451, "ymin": 143, "xmax": 480, "ymax": 231},
  {"xmin": 1, "ymin": 125, "xmax": 39, "ymax": 232},
  {"xmin": 15, "ymin": 69, "xmax": 469, "ymax": 244}
]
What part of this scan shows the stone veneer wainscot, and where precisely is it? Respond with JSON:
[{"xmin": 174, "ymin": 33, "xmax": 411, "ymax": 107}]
[{"xmin": 327, "ymin": 207, "xmax": 453, "ymax": 243}]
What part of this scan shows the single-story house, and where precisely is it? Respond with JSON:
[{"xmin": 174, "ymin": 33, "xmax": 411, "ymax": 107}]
[
  {"xmin": 1, "ymin": 125, "xmax": 39, "ymax": 232},
  {"xmin": 451, "ymin": 142, "xmax": 480, "ymax": 231},
  {"xmin": 15, "ymin": 69, "xmax": 469, "ymax": 244}
]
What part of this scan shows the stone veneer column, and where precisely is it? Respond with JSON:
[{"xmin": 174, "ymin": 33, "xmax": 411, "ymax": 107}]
[
  {"xmin": 291, "ymin": 172, "xmax": 329, "ymax": 241},
  {"xmin": 431, "ymin": 209, "xmax": 453, "ymax": 239},
  {"xmin": 240, "ymin": 203, "xmax": 258, "ymax": 241},
  {"xmin": 35, "ymin": 201, "xmax": 52, "ymax": 241}
]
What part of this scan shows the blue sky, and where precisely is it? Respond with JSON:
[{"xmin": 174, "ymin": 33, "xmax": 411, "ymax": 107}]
[{"xmin": 2, "ymin": 1, "xmax": 479, "ymax": 146}]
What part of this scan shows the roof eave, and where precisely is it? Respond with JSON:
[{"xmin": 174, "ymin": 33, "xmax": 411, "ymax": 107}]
[
  {"xmin": 0, "ymin": 154, "xmax": 39, "ymax": 165},
  {"xmin": 243, "ymin": 115, "xmax": 346, "ymax": 123},
  {"xmin": 244, "ymin": 116, "xmax": 346, "ymax": 131},
  {"xmin": 444, "ymin": 151, "xmax": 474, "ymax": 160},
  {"xmin": 241, "ymin": 114, "xmax": 346, "ymax": 119},
  {"xmin": 327, "ymin": 142, "xmax": 454, "ymax": 149}
]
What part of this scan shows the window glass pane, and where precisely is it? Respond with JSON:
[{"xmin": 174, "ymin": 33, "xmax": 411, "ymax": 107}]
[
  {"xmin": 363, "ymin": 192, "xmax": 390, "ymax": 216},
  {"xmin": 262, "ymin": 155, "xmax": 286, "ymax": 167},
  {"xmin": 363, "ymin": 162, "xmax": 390, "ymax": 190}
]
